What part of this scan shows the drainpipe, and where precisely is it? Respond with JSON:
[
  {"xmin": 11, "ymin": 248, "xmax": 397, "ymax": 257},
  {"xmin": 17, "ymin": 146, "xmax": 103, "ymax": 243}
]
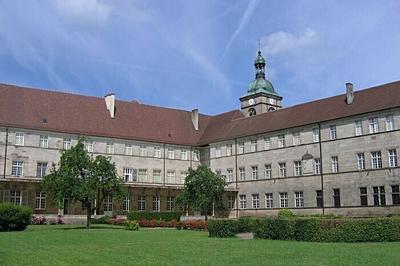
[
  {"xmin": 318, "ymin": 123, "xmax": 325, "ymax": 215},
  {"xmin": 3, "ymin": 128, "xmax": 9, "ymax": 179},
  {"xmin": 163, "ymin": 144, "xmax": 166, "ymax": 187},
  {"xmin": 235, "ymin": 139, "xmax": 239, "ymax": 219}
]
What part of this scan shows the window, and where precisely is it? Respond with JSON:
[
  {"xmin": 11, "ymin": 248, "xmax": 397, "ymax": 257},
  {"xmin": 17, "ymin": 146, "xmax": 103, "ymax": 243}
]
[
  {"xmin": 333, "ymin": 189, "xmax": 340, "ymax": 208},
  {"xmin": 279, "ymin": 192, "xmax": 288, "ymax": 208},
  {"xmin": 152, "ymin": 196, "xmax": 160, "ymax": 212},
  {"xmin": 106, "ymin": 143, "xmax": 114, "ymax": 154},
  {"xmin": 35, "ymin": 192, "xmax": 46, "ymax": 210},
  {"xmin": 181, "ymin": 149, "xmax": 188, "ymax": 160},
  {"xmin": 369, "ymin": 117, "xmax": 379, "ymax": 133},
  {"xmin": 39, "ymin": 135, "xmax": 49, "ymax": 148},
  {"xmin": 295, "ymin": 191, "xmax": 304, "ymax": 208},
  {"xmin": 385, "ymin": 115, "xmax": 394, "ymax": 131},
  {"xmin": 84, "ymin": 141, "xmax": 93, "ymax": 152},
  {"xmin": 226, "ymin": 144, "xmax": 233, "ymax": 156},
  {"xmin": 252, "ymin": 194, "xmax": 259, "ymax": 209},
  {"xmin": 329, "ymin": 125, "xmax": 337, "ymax": 140},
  {"xmin": 10, "ymin": 190, "xmax": 22, "ymax": 205},
  {"xmin": 264, "ymin": 164, "xmax": 272, "ymax": 179},
  {"xmin": 154, "ymin": 146, "xmax": 161, "ymax": 158},
  {"xmin": 103, "ymin": 196, "xmax": 112, "ymax": 212},
  {"xmin": 355, "ymin": 120, "xmax": 363, "ymax": 136},
  {"xmin": 331, "ymin": 156, "xmax": 339, "ymax": 173},
  {"xmin": 314, "ymin": 159, "xmax": 321, "ymax": 174},
  {"xmin": 316, "ymin": 190, "xmax": 323, "ymax": 208},
  {"xmin": 239, "ymin": 195, "xmax": 246, "ymax": 209},
  {"xmin": 373, "ymin": 186, "xmax": 386, "ymax": 206},
  {"xmin": 278, "ymin": 163, "xmax": 286, "ymax": 177},
  {"xmin": 215, "ymin": 147, "xmax": 221, "ymax": 158},
  {"xmin": 36, "ymin": 162, "xmax": 48, "ymax": 177},
  {"xmin": 138, "ymin": 169, "xmax": 148, "ymax": 182},
  {"xmin": 391, "ymin": 185, "xmax": 400, "ymax": 205},
  {"xmin": 250, "ymin": 140, "xmax": 257, "ymax": 152},
  {"xmin": 388, "ymin": 149, "xmax": 398, "ymax": 168},
  {"xmin": 167, "ymin": 170, "xmax": 175, "ymax": 184},
  {"xmin": 238, "ymin": 142, "xmax": 244, "ymax": 154},
  {"xmin": 167, "ymin": 196, "xmax": 175, "ymax": 211},
  {"xmin": 228, "ymin": 194, "xmax": 235, "ymax": 209},
  {"xmin": 124, "ymin": 144, "xmax": 133, "ymax": 155},
  {"xmin": 294, "ymin": 161, "xmax": 302, "ymax": 176},
  {"xmin": 371, "ymin": 151, "xmax": 382, "ymax": 169},
  {"xmin": 265, "ymin": 193, "xmax": 273, "ymax": 208},
  {"xmin": 264, "ymin": 137, "xmax": 271, "ymax": 150},
  {"xmin": 122, "ymin": 195, "xmax": 130, "ymax": 211},
  {"xmin": 139, "ymin": 145, "xmax": 147, "ymax": 156},
  {"xmin": 215, "ymin": 169, "xmax": 221, "ymax": 176},
  {"xmin": 180, "ymin": 171, "xmax": 188, "ymax": 184},
  {"xmin": 239, "ymin": 167, "xmax": 245, "ymax": 181},
  {"xmin": 360, "ymin": 187, "xmax": 368, "ymax": 206},
  {"xmin": 227, "ymin": 169, "xmax": 234, "ymax": 182},
  {"xmin": 153, "ymin": 169, "xmax": 162, "ymax": 183},
  {"xmin": 292, "ymin": 132, "xmax": 301, "ymax": 146},
  {"xmin": 123, "ymin": 168, "xmax": 133, "ymax": 182},
  {"xmin": 12, "ymin": 160, "xmax": 23, "ymax": 177},
  {"xmin": 138, "ymin": 195, "xmax": 146, "ymax": 211},
  {"xmin": 167, "ymin": 148, "xmax": 174, "ymax": 159},
  {"xmin": 15, "ymin": 132, "xmax": 24, "ymax": 146},
  {"xmin": 278, "ymin": 135, "xmax": 285, "ymax": 148},
  {"xmin": 193, "ymin": 150, "xmax": 200, "ymax": 161},
  {"xmin": 63, "ymin": 138, "xmax": 72, "ymax": 150},
  {"xmin": 251, "ymin": 166, "xmax": 258, "ymax": 180},
  {"xmin": 357, "ymin": 153, "xmax": 365, "ymax": 170},
  {"xmin": 313, "ymin": 128, "xmax": 320, "ymax": 143}
]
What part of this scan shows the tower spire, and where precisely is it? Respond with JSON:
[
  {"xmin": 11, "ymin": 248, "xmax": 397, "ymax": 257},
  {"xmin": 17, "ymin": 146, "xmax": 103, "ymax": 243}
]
[{"xmin": 254, "ymin": 49, "xmax": 266, "ymax": 79}]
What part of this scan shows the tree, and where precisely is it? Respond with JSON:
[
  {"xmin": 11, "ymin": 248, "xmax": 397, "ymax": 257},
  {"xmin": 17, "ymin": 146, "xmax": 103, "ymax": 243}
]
[
  {"xmin": 177, "ymin": 165, "xmax": 226, "ymax": 220},
  {"xmin": 43, "ymin": 137, "xmax": 125, "ymax": 229}
]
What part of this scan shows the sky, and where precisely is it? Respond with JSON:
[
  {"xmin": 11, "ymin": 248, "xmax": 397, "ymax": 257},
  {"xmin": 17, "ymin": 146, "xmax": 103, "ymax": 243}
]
[{"xmin": 1, "ymin": 0, "xmax": 400, "ymax": 115}]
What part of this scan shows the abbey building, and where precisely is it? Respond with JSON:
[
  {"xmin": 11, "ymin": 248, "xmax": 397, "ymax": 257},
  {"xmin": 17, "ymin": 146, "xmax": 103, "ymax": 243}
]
[{"xmin": 0, "ymin": 51, "xmax": 399, "ymax": 217}]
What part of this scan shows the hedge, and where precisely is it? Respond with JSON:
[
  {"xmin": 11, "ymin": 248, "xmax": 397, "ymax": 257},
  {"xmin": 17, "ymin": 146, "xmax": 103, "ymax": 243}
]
[
  {"xmin": 0, "ymin": 204, "xmax": 32, "ymax": 231},
  {"xmin": 127, "ymin": 212, "xmax": 181, "ymax": 222},
  {"xmin": 208, "ymin": 217, "xmax": 400, "ymax": 242}
]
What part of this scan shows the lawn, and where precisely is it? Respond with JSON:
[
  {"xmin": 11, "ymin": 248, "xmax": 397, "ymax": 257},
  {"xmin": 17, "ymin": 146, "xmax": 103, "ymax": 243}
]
[{"xmin": 0, "ymin": 225, "xmax": 399, "ymax": 265}]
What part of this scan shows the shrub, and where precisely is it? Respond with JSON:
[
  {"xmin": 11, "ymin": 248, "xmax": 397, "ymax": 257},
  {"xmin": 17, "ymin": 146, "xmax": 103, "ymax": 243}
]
[
  {"xmin": 254, "ymin": 218, "xmax": 295, "ymax": 240},
  {"xmin": 208, "ymin": 219, "xmax": 237, "ymax": 237},
  {"xmin": 277, "ymin": 209, "xmax": 295, "ymax": 218},
  {"xmin": 0, "ymin": 204, "xmax": 32, "ymax": 231},
  {"xmin": 91, "ymin": 216, "xmax": 110, "ymax": 224},
  {"xmin": 180, "ymin": 220, "xmax": 208, "ymax": 230},
  {"xmin": 237, "ymin": 217, "xmax": 257, "ymax": 233},
  {"xmin": 107, "ymin": 218, "xmax": 126, "ymax": 226},
  {"xmin": 125, "ymin": 220, "xmax": 139, "ymax": 231},
  {"xmin": 31, "ymin": 215, "xmax": 47, "ymax": 225},
  {"xmin": 127, "ymin": 212, "xmax": 181, "ymax": 222},
  {"xmin": 294, "ymin": 218, "xmax": 320, "ymax": 241}
]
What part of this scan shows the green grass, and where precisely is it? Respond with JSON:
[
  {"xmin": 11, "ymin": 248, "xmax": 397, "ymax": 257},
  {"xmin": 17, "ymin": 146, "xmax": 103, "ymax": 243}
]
[{"xmin": 0, "ymin": 225, "xmax": 399, "ymax": 265}]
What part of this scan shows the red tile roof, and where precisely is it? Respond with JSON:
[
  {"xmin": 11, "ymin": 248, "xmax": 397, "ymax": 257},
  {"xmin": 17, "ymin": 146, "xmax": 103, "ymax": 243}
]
[{"xmin": 1, "ymin": 81, "xmax": 400, "ymax": 146}]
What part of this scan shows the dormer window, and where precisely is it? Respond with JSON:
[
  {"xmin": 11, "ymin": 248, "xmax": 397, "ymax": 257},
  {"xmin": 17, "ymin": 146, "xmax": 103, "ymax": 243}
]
[{"xmin": 249, "ymin": 108, "xmax": 256, "ymax": 116}]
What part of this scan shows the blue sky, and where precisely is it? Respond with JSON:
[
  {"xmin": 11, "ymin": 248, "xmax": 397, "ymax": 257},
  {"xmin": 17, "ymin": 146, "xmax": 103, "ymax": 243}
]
[{"xmin": 1, "ymin": 0, "xmax": 400, "ymax": 115}]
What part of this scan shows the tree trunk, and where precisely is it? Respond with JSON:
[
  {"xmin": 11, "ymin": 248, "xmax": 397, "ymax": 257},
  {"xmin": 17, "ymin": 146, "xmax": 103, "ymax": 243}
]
[{"xmin": 86, "ymin": 201, "xmax": 91, "ymax": 229}]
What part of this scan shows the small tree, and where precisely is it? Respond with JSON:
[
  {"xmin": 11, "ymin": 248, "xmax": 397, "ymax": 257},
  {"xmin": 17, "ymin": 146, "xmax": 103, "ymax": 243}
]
[
  {"xmin": 177, "ymin": 165, "xmax": 226, "ymax": 220},
  {"xmin": 43, "ymin": 137, "xmax": 125, "ymax": 229}
]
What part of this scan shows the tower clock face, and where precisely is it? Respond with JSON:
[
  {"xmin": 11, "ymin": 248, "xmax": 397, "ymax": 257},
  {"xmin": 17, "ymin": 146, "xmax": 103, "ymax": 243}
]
[{"xmin": 248, "ymin": 98, "xmax": 255, "ymax": 105}]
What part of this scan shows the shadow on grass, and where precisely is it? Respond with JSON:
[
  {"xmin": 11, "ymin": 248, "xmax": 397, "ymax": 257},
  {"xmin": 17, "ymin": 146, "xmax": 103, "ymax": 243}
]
[{"xmin": 56, "ymin": 225, "xmax": 125, "ymax": 231}]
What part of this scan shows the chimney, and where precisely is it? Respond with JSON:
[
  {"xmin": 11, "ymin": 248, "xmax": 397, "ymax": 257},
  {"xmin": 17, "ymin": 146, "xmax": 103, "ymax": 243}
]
[
  {"xmin": 191, "ymin": 109, "xmax": 199, "ymax": 131},
  {"xmin": 346, "ymin": 83, "xmax": 354, "ymax": 105},
  {"xmin": 104, "ymin": 93, "xmax": 116, "ymax": 118}
]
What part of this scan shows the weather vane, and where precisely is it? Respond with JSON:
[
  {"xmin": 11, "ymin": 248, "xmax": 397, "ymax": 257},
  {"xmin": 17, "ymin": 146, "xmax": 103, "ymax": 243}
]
[{"xmin": 257, "ymin": 38, "xmax": 261, "ymax": 51}]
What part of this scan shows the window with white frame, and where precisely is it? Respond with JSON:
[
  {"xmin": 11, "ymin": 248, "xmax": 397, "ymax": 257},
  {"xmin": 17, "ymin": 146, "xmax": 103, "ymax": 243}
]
[
  {"xmin": 314, "ymin": 158, "xmax": 321, "ymax": 174},
  {"xmin": 180, "ymin": 171, "xmax": 188, "ymax": 184},
  {"xmin": 152, "ymin": 195, "xmax": 160, "ymax": 212},
  {"xmin": 10, "ymin": 190, "xmax": 22, "ymax": 206},
  {"xmin": 264, "ymin": 137, "xmax": 271, "ymax": 150},
  {"xmin": 329, "ymin": 125, "xmax": 337, "ymax": 140},
  {"xmin": 239, "ymin": 167, "xmax": 245, "ymax": 181},
  {"xmin": 227, "ymin": 168, "xmax": 234, "ymax": 182},
  {"xmin": 63, "ymin": 138, "xmax": 72, "ymax": 150},
  {"xmin": 167, "ymin": 170, "xmax": 176, "ymax": 184},
  {"xmin": 385, "ymin": 115, "xmax": 394, "ymax": 131},
  {"xmin": 389, "ymin": 149, "xmax": 398, "ymax": 168},
  {"xmin": 279, "ymin": 192, "xmax": 288, "ymax": 208},
  {"xmin": 265, "ymin": 193, "xmax": 273, "ymax": 208},
  {"xmin": 181, "ymin": 149, "xmax": 188, "ymax": 160},
  {"xmin": 153, "ymin": 169, "xmax": 162, "ymax": 183},
  {"xmin": 313, "ymin": 128, "xmax": 320, "ymax": 143},
  {"xmin": 106, "ymin": 142, "xmax": 114, "ymax": 154},
  {"xmin": 215, "ymin": 147, "xmax": 221, "ymax": 158},
  {"xmin": 35, "ymin": 192, "xmax": 46, "ymax": 210},
  {"xmin": 251, "ymin": 166, "xmax": 258, "ymax": 180},
  {"xmin": 167, "ymin": 196, "xmax": 175, "ymax": 211},
  {"xmin": 294, "ymin": 161, "xmax": 302, "ymax": 176},
  {"xmin": 84, "ymin": 141, "xmax": 93, "ymax": 152},
  {"xmin": 138, "ymin": 169, "xmax": 148, "ymax": 182},
  {"xmin": 371, "ymin": 151, "xmax": 382, "ymax": 169},
  {"xmin": 122, "ymin": 195, "xmax": 130, "ymax": 211},
  {"xmin": 154, "ymin": 146, "xmax": 161, "ymax": 158},
  {"xmin": 15, "ymin": 132, "xmax": 24, "ymax": 146},
  {"xmin": 369, "ymin": 117, "xmax": 379, "ymax": 133},
  {"xmin": 357, "ymin": 153, "xmax": 365, "ymax": 170},
  {"xmin": 103, "ymin": 195, "xmax": 112, "ymax": 211},
  {"xmin": 138, "ymin": 195, "xmax": 146, "ymax": 211},
  {"xmin": 139, "ymin": 145, "xmax": 147, "ymax": 156},
  {"xmin": 39, "ymin": 135, "xmax": 49, "ymax": 148},
  {"xmin": 252, "ymin": 194, "xmax": 259, "ymax": 209},
  {"xmin": 295, "ymin": 191, "xmax": 304, "ymax": 207},
  {"xmin": 239, "ymin": 195, "xmax": 246, "ymax": 209},
  {"xmin": 278, "ymin": 162, "xmax": 286, "ymax": 177},
  {"xmin": 373, "ymin": 186, "xmax": 386, "ymax": 206},
  {"xmin": 278, "ymin": 135, "xmax": 285, "ymax": 148},
  {"xmin": 12, "ymin": 160, "xmax": 23, "ymax": 177},
  {"xmin": 228, "ymin": 194, "xmax": 235, "ymax": 209},
  {"xmin": 36, "ymin": 162, "xmax": 48, "ymax": 177},
  {"xmin": 331, "ymin": 156, "xmax": 339, "ymax": 173},
  {"xmin": 250, "ymin": 140, "xmax": 257, "ymax": 152},
  {"xmin": 264, "ymin": 164, "xmax": 272, "ymax": 179},
  {"xmin": 123, "ymin": 168, "xmax": 133, "ymax": 182},
  {"xmin": 167, "ymin": 148, "xmax": 175, "ymax": 159},
  {"xmin": 193, "ymin": 150, "xmax": 200, "ymax": 161},
  {"xmin": 355, "ymin": 120, "xmax": 363, "ymax": 136},
  {"xmin": 226, "ymin": 144, "xmax": 233, "ymax": 156},
  {"xmin": 292, "ymin": 132, "xmax": 301, "ymax": 146},
  {"xmin": 124, "ymin": 144, "xmax": 133, "ymax": 155},
  {"xmin": 238, "ymin": 142, "xmax": 244, "ymax": 154}
]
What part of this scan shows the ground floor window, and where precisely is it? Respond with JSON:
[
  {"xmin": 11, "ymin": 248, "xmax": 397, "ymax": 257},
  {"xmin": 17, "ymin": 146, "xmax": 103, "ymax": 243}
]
[
  {"xmin": 265, "ymin": 193, "xmax": 273, "ymax": 208},
  {"xmin": 138, "ymin": 195, "xmax": 146, "ymax": 211},
  {"xmin": 333, "ymin": 189, "xmax": 340, "ymax": 208},
  {"xmin": 122, "ymin": 196, "xmax": 130, "ymax": 212},
  {"xmin": 239, "ymin": 195, "xmax": 246, "ymax": 209},
  {"xmin": 373, "ymin": 186, "xmax": 386, "ymax": 206},
  {"xmin": 392, "ymin": 185, "xmax": 400, "ymax": 205},
  {"xmin": 167, "ymin": 196, "xmax": 175, "ymax": 211},
  {"xmin": 152, "ymin": 196, "xmax": 160, "ymax": 212},
  {"xmin": 294, "ymin": 191, "xmax": 304, "ymax": 208},
  {"xmin": 360, "ymin": 187, "xmax": 368, "ymax": 206},
  {"xmin": 279, "ymin": 192, "xmax": 288, "ymax": 208},
  {"xmin": 252, "ymin": 194, "xmax": 259, "ymax": 209},
  {"xmin": 10, "ymin": 190, "xmax": 22, "ymax": 206},
  {"xmin": 227, "ymin": 194, "xmax": 235, "ymax": 209},
  {"xmin": 103, "ymin": 196, "xmax": 112, "ymax": 212},
  {"xmin": 316, "ymin": 190, "xmax": 323, "ymax": 208},
  {"xmin": 35, "ymin": 192, "xmax": 46, "ymax": 210}
]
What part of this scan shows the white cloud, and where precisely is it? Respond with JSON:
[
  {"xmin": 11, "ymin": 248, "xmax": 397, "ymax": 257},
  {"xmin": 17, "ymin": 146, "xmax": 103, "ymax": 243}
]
[
  {"xmin": 55, "ymin": 0, "xmax": 112, "ymax": 24},
  {"xmin": 261, "ymin": 28, "xmax": 318, "ymax": 55}
]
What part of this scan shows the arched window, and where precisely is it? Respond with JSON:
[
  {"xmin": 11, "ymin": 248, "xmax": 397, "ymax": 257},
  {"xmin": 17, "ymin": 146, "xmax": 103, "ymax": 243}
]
[{"xmin": 249, "ymin": 108, "xmax": 256, "ymax": 116}]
